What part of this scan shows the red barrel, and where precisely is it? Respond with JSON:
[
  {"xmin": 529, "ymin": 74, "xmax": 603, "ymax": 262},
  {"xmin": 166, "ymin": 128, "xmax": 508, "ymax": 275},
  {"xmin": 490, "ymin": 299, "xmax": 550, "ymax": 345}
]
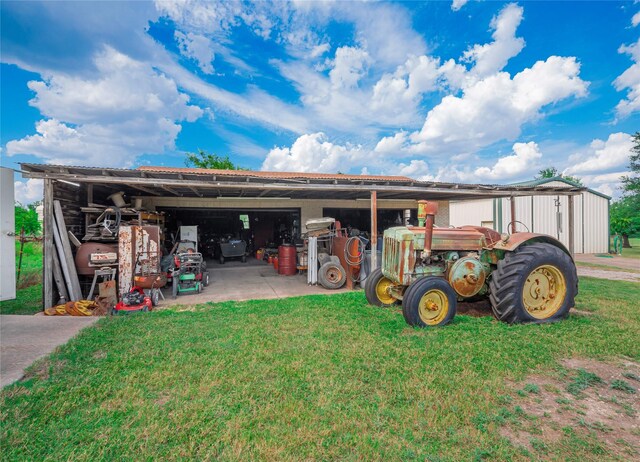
[{"xmin": 278, "ymin": 244, "xmax": 297, "ymax": 276}]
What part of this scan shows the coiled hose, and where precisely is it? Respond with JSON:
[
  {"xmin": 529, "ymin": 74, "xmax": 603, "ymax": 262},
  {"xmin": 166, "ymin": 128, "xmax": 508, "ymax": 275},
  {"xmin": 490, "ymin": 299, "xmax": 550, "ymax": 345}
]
[{"xmin": 344, "ymin": 236, "xmax": 369, "ymax": 283}]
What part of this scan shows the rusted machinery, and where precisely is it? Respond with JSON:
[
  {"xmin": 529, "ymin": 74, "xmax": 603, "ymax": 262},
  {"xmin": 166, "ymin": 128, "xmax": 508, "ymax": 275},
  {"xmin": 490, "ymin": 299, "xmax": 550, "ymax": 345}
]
[{"xmin": 365, "ymin": 201, "xmax": 577, "ymax": 327}]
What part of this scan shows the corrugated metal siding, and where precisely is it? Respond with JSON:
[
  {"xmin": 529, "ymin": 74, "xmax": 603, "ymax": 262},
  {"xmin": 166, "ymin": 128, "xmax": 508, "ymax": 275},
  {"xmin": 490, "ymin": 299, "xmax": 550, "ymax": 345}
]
[
  {"xmin": 449, "ymin": 199, "xmax": 493, "ymax": 227},
  {"xmin": 450, "ymin": 190, "xmax": 609, "ymax": 254},
  {"xmin": 582, "ymin": 192, "xmax": 609, "ymax": 253}
]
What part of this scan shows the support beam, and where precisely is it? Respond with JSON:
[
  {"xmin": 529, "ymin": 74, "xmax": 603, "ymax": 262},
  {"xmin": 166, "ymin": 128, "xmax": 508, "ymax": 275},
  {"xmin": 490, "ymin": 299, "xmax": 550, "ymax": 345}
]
[
  {"xmin": 161, "ymin": 185, "xmax": 182, "ymax": 196},
  {"xmin": 130, "ymin": 184, "xmax": 162, "ymax": 196},
  {"xmin": 568, "ymin": 194, "xmax": 575, "ymax": 255},
  {"xmin": 510, "ymin": 196, "xmax": 517, "ymax": 233},
  {"xmin": 188, "ymin": 186, "xmax": 203, "ymax": 197},
  {"xmin": 371, "ymin": 191, "xmax": 378, "ymax": 270},
  {"xmin": 43, "ymin": 179, "xmax": 54, "ymax": 308}
]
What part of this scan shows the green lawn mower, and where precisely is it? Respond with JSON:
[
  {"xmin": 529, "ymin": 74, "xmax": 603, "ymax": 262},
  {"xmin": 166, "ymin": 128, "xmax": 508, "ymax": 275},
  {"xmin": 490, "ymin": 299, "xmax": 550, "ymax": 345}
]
[{"xmin": 171, "ymin": 251, "xmax": 209, "ymax": 298}]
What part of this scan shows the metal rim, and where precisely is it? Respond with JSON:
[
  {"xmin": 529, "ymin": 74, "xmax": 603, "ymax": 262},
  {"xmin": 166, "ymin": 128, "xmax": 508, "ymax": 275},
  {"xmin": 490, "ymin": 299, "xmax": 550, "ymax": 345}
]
[
  {"xmin": 418, "ymin": 289, "xmax": 449, "ymax": 325},
  {"xmin": 522, "ymin": 264, "xmax": 566, "ymax": 319},
  {"xmin": 375, "ymin": 276, "xmax": 396, "ymax": 305},
  {"xmin": 325, "ymin": 265, "xmax": 343, "ymax": 284}
]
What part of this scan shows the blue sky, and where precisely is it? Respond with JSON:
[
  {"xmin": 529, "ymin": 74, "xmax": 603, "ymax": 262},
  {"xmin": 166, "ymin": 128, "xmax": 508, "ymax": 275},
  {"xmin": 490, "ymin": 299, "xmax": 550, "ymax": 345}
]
[{"xmin": 1, "ymin": 1, "xmax": 639, "ymax": 203}]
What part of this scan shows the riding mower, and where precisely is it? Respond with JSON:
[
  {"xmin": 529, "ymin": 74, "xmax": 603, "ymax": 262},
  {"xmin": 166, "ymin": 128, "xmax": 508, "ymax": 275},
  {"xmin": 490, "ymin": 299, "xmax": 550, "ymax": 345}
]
[{"xmin": 171, "ymin": 251, "xmax": 209, "ymax": 299}]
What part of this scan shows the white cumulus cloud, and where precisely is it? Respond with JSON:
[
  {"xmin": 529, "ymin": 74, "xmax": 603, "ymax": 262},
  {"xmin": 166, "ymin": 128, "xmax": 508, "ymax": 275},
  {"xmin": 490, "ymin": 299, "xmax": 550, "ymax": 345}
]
[
  {"xmin": 463, "ymin": 3, "xmax": 525, "ymax": 78},
  {"xmin": 474, "ymin": 142, "xmax": 543, "ymax": 180},
  {"xmin": 410, "ymin": 56, "xmax": 588, "ymax": 154},
  {"xmin": 613, "ymin": 38, "xmax": 640, "ymax": 119},
  {"xmin": 14, "ymin": 179, "xmax": 44, "ymax": 205},
  {"xmin": 565, "ymin": 132, "xmax": 634, "ymax": 175},
  {"xmin": 451, "ymin": 0, "xmax": 469, "ymax": 12},
  {"xmin": 261, "ymin": 133, "xmax": 367, "ymax": 173},
  {"xmin": 632, "ymin": 11, "xmax": 640, "ymax": 27},
  {"xmin": 329, "ymin": 46, "xmax": 371, "ymax": 89},
  {"xmin": 175, "ymin": 31, "xmax": 215, "ymax": 74},
  {"xmin": 6, "ymin": 46, "xmax": 202, "ymax": 167}
]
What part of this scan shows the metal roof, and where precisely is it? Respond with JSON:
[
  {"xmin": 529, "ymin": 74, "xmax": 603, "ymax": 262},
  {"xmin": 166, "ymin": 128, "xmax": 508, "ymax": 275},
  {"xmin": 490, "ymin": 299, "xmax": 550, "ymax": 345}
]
[
  {"xmin": 20, "ymin": 163, "xmax": 586, "ymax": 201},
  {"xmin": 137, "ymin": 166, "xmax": 415, "ymax": 183},
  {"xmin": 510, "ymin": 176, "xmax": 611, "ymax": 200}
]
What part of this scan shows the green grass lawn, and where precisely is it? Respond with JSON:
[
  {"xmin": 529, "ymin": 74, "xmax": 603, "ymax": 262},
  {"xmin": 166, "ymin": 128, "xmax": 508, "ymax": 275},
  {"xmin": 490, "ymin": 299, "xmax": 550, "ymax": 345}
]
[
  {"xmin": 620, "ymin": 237, "xmax": 640, "ymax": 259},
  {"xmin": 1, "ymin": 277, "xmax": 638, "ymax": 461},
  {"xmin": 0, "ymin": 241, "xmax": 42, "ymax": 315}
]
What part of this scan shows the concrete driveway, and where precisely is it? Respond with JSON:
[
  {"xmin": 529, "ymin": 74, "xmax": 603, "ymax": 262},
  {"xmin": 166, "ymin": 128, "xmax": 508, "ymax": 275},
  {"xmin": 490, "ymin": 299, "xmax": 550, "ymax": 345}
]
[
  {"xmin": 1, "ymin": 315, "xmax": 97, "ymax": 388},
  {"xmin": 160, "ymin": 260, "xmax": 349, "ymax": 305}
]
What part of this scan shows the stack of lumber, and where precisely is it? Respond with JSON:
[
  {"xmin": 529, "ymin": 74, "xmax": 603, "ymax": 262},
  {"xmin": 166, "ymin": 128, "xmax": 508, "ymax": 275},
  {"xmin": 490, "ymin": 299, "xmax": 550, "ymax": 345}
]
[{"xmin": 50, "ymin": 200, "xmax": 82, "ymax": 304}]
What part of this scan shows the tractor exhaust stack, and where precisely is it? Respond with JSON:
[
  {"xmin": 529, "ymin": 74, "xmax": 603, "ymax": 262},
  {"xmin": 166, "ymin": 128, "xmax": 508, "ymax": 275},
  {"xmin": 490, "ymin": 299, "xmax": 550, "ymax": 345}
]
[{"xmin": 417, "ymin": 200, "xmax": 438, "ymax": 258}]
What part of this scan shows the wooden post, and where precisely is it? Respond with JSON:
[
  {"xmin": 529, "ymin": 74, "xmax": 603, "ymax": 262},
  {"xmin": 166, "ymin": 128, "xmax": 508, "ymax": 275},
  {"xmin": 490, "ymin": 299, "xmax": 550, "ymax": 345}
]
[
  {"xmin": 568, "ymin": 194, "xmax": 575, "ymax": 255},
  {"xmin": 370, "ymin": 191, "xmax": 378, "ymax": 270},
  {"xmin": 43, "ymin": 179, "xmax": 54, "ymax": 309},
  {"xmin": 510, "ymin": 196, "xmax": 517, "ymax": 233}
]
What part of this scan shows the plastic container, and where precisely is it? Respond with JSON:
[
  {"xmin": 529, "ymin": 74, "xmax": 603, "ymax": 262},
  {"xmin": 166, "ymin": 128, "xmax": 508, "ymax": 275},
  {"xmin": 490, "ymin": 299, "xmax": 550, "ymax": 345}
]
[{"xmin": 278, "ymin": 244, "xmax": 297, "ymax": 276}]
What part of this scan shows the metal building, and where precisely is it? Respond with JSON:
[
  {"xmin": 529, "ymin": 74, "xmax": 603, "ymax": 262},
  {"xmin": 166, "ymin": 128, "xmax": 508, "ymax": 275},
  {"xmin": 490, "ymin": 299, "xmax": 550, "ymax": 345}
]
[{"xmin": 450, "ymin": 176, "xmax": 611, "ymax": 254}]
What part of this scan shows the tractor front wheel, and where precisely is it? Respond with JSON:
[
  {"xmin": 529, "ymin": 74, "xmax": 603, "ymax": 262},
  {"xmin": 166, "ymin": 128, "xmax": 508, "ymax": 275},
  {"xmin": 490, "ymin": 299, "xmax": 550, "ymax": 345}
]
[
  {"xmin": 401, "ymin": 277, "xmax": 456, "ymax": 327},
  {"xmin": 489, "ymin": 243, "xmax": 577, "ymax": 324},
  {"xmin": 364, "ymin": 268, "xmax": 400, "ymax": 307}
]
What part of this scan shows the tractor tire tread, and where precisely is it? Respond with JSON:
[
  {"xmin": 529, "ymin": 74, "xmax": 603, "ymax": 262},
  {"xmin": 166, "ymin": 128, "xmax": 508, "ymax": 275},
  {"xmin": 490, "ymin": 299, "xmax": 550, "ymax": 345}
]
[{"xmin": 489, "ymin": 243, "xmax": 577, "ymax": 324}]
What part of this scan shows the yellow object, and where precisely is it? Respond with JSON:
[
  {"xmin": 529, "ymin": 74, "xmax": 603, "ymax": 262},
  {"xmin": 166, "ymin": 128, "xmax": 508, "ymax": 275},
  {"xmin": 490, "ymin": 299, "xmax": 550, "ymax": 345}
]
[
  {"xmin": 522, "ymin": 264, "xmax": 566, "ymax": 319},
  {"xmin": 418, "ymin": 289, "xmax": 449, "ymax": 326},
  {"xmin": 44, "ymin": 300, "xmax": 97, "ymax": 316},
  {"xmin": 375, "ymin": 276, "xmax": 397, "ymax": 305}
]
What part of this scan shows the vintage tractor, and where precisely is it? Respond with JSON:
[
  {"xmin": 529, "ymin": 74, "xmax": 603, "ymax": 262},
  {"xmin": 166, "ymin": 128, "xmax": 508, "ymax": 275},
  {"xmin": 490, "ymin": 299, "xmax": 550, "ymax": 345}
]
[{"xmin": 365, "ymin": 201, "xmax": 577, "ymax": 327}]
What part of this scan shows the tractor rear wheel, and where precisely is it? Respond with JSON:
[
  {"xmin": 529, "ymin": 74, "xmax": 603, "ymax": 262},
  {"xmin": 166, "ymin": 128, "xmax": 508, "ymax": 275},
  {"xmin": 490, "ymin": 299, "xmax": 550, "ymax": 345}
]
[
  {"xmin": 489, "ymin": 243, "xmax": 577, "ymax": 324},
  {"xmin": 364, "ymin": 268, "xmax": 400, "ymax": 307},
  {"xmin": 401, "ymin": 277, "xmax": 456, "ymax": 327}
]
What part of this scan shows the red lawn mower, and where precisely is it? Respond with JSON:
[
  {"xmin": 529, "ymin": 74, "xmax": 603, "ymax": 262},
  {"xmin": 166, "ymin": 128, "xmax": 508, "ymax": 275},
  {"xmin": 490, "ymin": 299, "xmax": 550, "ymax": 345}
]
[{"xmin": 112, "ymin": 286, "xmax": 153, "ymax": 315}]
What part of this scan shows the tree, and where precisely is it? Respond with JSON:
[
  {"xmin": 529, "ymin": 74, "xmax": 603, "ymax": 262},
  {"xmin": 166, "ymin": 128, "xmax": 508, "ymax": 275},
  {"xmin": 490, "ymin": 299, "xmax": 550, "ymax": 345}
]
[
  {"xmin": 613, "ymin": 131, "xmax": 640, "ymax": 248},
  {"xmin": 610, "ymin": 195, "xmax": 640, "ymax": 248},
  {"xmin": 14, "ymin": 203, "xmax": 41, "ymax": 236},
  {"xmin": 536, "ymin": 167, "xmax": 583, "ymax": 186},
  {"xmin": 620, "ymin": 131, "xmax": 640, "ymax": 195},
  {"xmin": 537, "ymin": 167, "xmax": 558, "ymax": 179},
  {"xmin": 184, "ymin": 149, "xmax": 244, "ymax": 170}
]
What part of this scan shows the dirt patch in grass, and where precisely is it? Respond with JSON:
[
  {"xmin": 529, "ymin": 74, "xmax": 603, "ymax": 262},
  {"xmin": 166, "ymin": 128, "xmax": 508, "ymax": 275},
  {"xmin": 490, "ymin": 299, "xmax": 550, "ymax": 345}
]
[
  {"xmin": 22, "ymin": 358, "xmax": 68, "ymax": 382},
  {"xmin": 457, "ymin": 299, "xmax": 493, "ymax": 317},
  {"xmin": 501, "ymin": 358, "xmax": 640, "ymax": 459}
]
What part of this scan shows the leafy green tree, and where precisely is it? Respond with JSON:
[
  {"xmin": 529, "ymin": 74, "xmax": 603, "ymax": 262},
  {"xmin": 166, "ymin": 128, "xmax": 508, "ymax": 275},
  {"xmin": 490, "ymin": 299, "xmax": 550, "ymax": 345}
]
[
  {"xmin": 536, "ymin": 167, "xmax": 583, "ymax": 186},
  {"xmin": 620, "ymin": 132, "xmax": 640, "ymax": 196},
  {"xmin": 612, "ymin": 131, "xmax": 640, "ymax": 248},
  {"xmin": 610, "ymin": 196, "xmax": 640, "ymax": 248},
  {"xmin": 185, "ymin": 149, "xmax": 244, "ymax": 170},
  {"xmin": 14, "ymin": 203, "xmax": 41, "ymax": 236},
  {"xmin": 537, "ymin": 167, "xmax": 558, "ymax": 179}
]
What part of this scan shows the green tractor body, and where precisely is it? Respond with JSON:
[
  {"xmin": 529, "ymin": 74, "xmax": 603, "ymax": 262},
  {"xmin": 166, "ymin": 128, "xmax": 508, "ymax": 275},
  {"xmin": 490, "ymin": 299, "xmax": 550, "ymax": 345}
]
[{"xmin": 365, "ymin": 201, "xmax": 578, "ymax": 327}]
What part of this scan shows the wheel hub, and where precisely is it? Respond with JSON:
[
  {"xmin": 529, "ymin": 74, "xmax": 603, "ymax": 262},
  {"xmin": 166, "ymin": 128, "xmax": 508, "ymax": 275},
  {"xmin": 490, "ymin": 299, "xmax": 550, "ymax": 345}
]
[
  {"xmin": 418, "ymin": 289, "xmax": 449, "ymax": 325},
  {"xmin": 522, "ymin": 264, "xmax": 566, "ymax": 319},
  {"xmin": 375, "ymin": 277, "xmax": 396, "ymax": 305}
]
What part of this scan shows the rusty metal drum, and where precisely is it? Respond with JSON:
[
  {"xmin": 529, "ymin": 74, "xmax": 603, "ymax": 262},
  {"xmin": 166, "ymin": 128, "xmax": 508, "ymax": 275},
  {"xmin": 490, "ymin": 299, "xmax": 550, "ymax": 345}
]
[{"xmin": 278, "ymin": 244, "xmax": 297, "ymax": 276}]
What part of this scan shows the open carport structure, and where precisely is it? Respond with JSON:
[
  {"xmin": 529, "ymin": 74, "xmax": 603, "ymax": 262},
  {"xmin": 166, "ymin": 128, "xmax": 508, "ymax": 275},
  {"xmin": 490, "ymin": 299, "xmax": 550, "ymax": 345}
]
[{"xmin": 20, "ymin": 163, "xmax": 585, "ymax": 309}]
